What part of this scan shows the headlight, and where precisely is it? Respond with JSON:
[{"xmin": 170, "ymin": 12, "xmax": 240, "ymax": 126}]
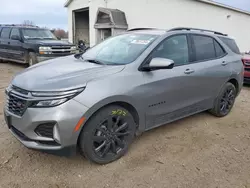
[
  {"xmin": 39, "ymin": 46, "xmax": 51, "ymax": 51},
  {"xmin": 35, "ymin": 98, "xmax": 68, "ymax": 107},
  {"xmin": 39, "ymin": 46, "xmax": 52, "ymax": 55},
  {"xmin": 30, "ymin": 87, "xmax": 85, "ymax": 107},
  {"xmin": 71, "ymin": 46, "xmax": 77, "ymax": 50}
]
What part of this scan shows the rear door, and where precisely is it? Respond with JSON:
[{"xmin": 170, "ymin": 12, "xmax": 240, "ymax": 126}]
[
  {"xmin": 9, "ymin": 28, "xmax": 24, "ymax": 61},
  {"xmin": 142, "ymin": 34, "xmax": 211, "ymax": 129},
  {"xmin": 188, "ymin": 34, "xmax": 231, "ymax": 103},
  {"xmin": 0, "ymin": 28, "xmax": 12, "ymax": 59}
]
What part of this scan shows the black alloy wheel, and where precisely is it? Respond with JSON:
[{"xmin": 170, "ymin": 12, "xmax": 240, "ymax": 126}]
[
  {"xmin": 93, "ymin": 116, "xmax": 130, "ymax": 158},
  {"xmin": 79, "ymin": 105, "xmax": 136, "ymax": 164},
  {"xmin": 210, "ymin": 82, "xmax": 236, "ymax": 117},
  {"xmin": 219, "ymin": 87, "xmax": 235, "ymax": 115}
]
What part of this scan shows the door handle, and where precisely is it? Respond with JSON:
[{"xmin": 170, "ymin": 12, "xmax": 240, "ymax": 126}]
[
  {"xmin": 184, "ymin": 69, "xmax": 195, "ymax": 74},
  {"xmin": 221, "ymin": 61, "xmax": 228, "ymax": 66},
  {"xmin": 8, "ymin": 42, "xmax": 10, "ymax": 45}
]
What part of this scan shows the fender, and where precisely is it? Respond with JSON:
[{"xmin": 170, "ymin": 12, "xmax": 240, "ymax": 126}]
[{"xmin": 76, "ymin": 95, "xmax": 146, "ymax": 137}]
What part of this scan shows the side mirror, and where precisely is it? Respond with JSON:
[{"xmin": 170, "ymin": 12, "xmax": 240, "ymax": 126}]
[
  {"xmin": 11, "ymin": 35, "xmax": 21, "ymax": 41},
  {"xmin": 142, "ymin": 58, "xmax": 174, "ymax": 71},
  {"xmin": 57, "ymin": 37, "xmax": 61, "ymax": 40}
]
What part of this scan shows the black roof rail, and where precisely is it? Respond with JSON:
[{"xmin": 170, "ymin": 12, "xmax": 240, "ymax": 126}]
[
  {"xmin": 127, "ymin": 28, "xmax": 160, "ymax": 31},
  {"xmin": 0, "ymin": 24, "xmax": 39, "ymax": 28},
  {"xmin": 168, "ymin": 27, "xmax": 227, "ymax": 36}
]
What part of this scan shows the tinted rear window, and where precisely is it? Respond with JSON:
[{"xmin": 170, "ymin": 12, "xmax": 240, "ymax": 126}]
[
  {"xmin": 192, "ymin": 35, "xmax": 216, "ymax": 61},
  {"xmin": 0, "ymin": 28, "xmax": 11, "ymax": 39},
  {"xmin": 219, "ymin": 37, "xmax": 240, "ymax": 54}
]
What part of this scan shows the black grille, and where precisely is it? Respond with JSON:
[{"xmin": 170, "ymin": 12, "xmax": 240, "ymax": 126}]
[
  {"xmin": 7, "ymin": 94, "xmax": 28, "ymax": 116},
  {"xmin": 35, "ymin": 123, "xmax": 55, "ymax": 138},
  {"xmin": 37, "ymin": 141, "xmax": 60, "ymax": 146},
  {"xmin": 51, "ymin": 46, "xmax": 71, "ymax": 50}
]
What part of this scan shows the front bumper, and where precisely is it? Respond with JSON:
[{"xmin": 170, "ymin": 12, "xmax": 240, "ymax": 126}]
[
  {"xmin": 37, "ymin": 54, "xmax": 72, "ymax": 63},
  {"xmin": 4, "ymin": 99, "xmax": 89, "ymax": 156},
  {"xmin": 244, "ymin": 68, "xmax": 250, "ymax": 84},
  {"xmin": 37, "ymin": 56, "xmax": 56, "ymax": 62}
]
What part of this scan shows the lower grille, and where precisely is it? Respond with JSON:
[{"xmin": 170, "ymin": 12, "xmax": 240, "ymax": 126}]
[
  {"xmin": 7, "ymin": 94, "xmax": 28, "ymax": 116},
  {"xmin": 35, "ymin": 123, "xmax": 55, "ymax": 138},
  {"xmin": 11, "ymin": 126, "xmax": 32, "ymax": 141},
  {"xmin": 36, "ymin": 141, "xmax": 60, "ymax": 146}
]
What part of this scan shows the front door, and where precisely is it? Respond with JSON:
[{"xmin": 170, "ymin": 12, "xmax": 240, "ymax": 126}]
[
  {"xmin": 9, "ymin": 28, "xmax": 24, "ymax": 61},
  {"xmin": 0, "ymin": 27, "xmax": 11, "ymax": 59},
  {"xmin": 142, "ymin": 34, "xmax": 209, "ymax": 130}
]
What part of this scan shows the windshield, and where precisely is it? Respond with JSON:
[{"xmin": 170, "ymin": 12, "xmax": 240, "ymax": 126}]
[
  {"xmin": 22, "ymin": 29, "xmax": 57, "ymax": 40},
  {"xmin": 82, "ymin": 33, "xmax": 158, "ymax": 65}
]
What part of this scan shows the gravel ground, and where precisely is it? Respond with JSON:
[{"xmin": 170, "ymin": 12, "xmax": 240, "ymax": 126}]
[{"xmin": 0, "ymin": 62, "xmax": 250, "ymax": 188}]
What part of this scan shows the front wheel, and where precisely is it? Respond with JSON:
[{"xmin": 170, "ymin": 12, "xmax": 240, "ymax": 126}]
[
  {"xmin": 26, "ymin": 52, "xmax": 38, "ymax": 67},
  {"xmin": 209, "ymin": 82, "xmax": 237, "ymax": 117},
  {"xmin": 78, "ymin": 105, "xmax": 136, "ymax": 164}
]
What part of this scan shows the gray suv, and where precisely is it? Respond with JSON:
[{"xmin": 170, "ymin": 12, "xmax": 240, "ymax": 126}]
[{"xmin": 4, "ymin": 27, "xmax": 244, "ymax": 164}]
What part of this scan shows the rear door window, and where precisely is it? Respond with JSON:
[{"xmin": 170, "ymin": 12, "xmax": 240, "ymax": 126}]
[
  {"xmin": 218, "ymin": 37, "xmax": 240, "ymax": 54},
  {"xmin": 0, "ymin": 28, "xmax": 11, "ymax": 39},
  {"xmin": 192, "ymin": 35, "xmax": 216, "ymax": 61}
]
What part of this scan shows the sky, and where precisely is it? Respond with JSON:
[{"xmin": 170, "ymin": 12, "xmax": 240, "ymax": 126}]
[
  {"xmin": 0, "ymin": 0, "xmax": 67, "ymax": 30},
  {"xmin": 0, "ymin": 0, "xmax": 249, "ymax": 31},
  {"xmin": 214, "ymin": 0, "xmax": 250, "ymax": 11}
]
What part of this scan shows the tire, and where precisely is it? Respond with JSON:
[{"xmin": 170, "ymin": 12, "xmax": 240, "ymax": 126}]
[
  {"xmin": 209, "ymin": 82, "xmax": 237, "ymax": 117},
  {"xmin": 79, "ymin": 105, "xmax": 136, "ymax": 164},
  {"xmin": 27, "ymin": 52, "xmax": 38, "ymax": 67}
]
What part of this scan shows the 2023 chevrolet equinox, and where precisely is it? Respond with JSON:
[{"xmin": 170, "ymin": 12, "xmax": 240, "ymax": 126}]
[{"xmin": 4, "ymin": 27, "xmax": 244, "ymax": 164}]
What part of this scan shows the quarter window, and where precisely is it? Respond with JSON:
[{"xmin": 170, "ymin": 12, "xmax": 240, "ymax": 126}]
[
  {"xmin": 152, "ymin": 35, "xmax": 189, "ymax": 66},
  {"xmin": 0, "ymin": 28, "xmax": 11, "ymax": 39},
  {"xmin": 218, "ymin": 37, "xmax": 240, "ymax": 54},
  {"xmin": 214, "ymin": 40, "xmax": 225, "ymax": 57}
]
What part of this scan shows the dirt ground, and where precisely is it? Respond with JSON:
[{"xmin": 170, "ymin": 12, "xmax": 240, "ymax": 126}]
[{"xmin": 0, "ymin": 62, "xmax": 250, "ymax": 188}]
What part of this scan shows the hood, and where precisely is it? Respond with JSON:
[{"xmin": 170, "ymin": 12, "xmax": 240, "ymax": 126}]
[
  {"xmin": 12, "ymin": 56, "xmax": 125, "ymax": 91},
  {"xmin": 25, "ymin": 39, "xmax": 74, "ymax": 46}
]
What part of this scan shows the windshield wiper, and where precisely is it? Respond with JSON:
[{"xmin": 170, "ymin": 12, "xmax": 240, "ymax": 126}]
[{"xmin": 85, "ymin": 59, "xmax": 105, "ymax": 65}]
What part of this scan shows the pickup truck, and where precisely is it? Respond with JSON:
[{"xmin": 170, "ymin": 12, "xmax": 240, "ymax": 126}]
[{"xmin": 0, "ymin": 25, "xmax": 76, "ymax": 66}]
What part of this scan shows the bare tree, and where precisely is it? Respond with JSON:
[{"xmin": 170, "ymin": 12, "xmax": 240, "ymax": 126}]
[
  {"xmin": 22, "ymin": 20, "xmax": 35, "ymax": 26},
  {"xmin": 53, "ymin": 28, "xmax": 68, "ymax": 39}
]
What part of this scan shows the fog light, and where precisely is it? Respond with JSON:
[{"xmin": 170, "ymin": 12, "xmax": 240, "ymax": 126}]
[{"xmin": 53, "ymin": 124, "xmax": 61, "ymax": 144}]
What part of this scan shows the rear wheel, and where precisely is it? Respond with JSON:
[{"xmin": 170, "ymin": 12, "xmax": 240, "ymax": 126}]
[
  {"xmin": 210, "ymin": 82, "xmax": 236, "ymax": 117},
  {"xmin": 79, "ymin": 105, "xmax": 136, "ymax": 164}
]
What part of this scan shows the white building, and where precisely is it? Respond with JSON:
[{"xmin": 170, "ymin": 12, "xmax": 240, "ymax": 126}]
[{"xmin": 65, "ymin": 0, "xmax": 250, "ymax": 52}]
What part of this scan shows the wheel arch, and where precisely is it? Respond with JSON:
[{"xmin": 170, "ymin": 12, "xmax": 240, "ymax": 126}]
[
  {"xmin": 227, "ymin": 78, "xmax": 239, "ymax": 94},
  {"xmin": 76, "ymin": 99, "xmax": 144, "ymax": 146}
]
